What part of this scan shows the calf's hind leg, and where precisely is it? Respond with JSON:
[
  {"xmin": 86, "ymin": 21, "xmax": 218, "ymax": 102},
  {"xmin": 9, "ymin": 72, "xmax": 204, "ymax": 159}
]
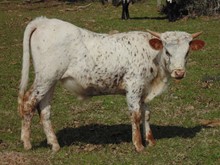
[
  {"xmin": 18, "ymin": 81, "xmax": 58, "ymax": 151},
  {"xmin": 18, "ymin": 86, "xmax": 38, "ymax": 150},
  {"xmin": 37, "ymin": 85, "xmax": 60, "ymax": 152}
]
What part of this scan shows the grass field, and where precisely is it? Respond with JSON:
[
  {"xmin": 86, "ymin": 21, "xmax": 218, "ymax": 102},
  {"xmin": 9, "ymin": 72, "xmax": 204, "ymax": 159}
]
[{"xmin": 0, "ymin": 0, "xmax": 220, "ymax": 164}]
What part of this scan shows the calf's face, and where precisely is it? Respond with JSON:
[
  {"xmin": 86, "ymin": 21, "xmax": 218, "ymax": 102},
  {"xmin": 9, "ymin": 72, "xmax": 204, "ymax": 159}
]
[{"xmin": 148, "ymin": 31, "xmax": 205, "ymax": 80}]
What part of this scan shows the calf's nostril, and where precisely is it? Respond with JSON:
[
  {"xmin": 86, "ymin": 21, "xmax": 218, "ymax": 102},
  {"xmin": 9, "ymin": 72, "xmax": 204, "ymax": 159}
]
[{"xmin": 175, "ymin": 70, "xmax": 185, "ymax": 78}]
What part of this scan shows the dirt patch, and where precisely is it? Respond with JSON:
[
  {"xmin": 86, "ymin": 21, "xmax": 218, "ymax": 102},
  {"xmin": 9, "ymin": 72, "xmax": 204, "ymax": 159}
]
[
  {"xmin": 0, "ymin": 151, "xmax": 50, "ymax": 165},
  {"xmin": 0, "ymin": 0, "xmax": 64, "ymax": 11},
  {"xmin": 0, "ymin": 151, "xmax": 31, "ymax": 165},
  {"xmin": 199, "ymin": 119, "xmax": 220, "ymax": 127}
]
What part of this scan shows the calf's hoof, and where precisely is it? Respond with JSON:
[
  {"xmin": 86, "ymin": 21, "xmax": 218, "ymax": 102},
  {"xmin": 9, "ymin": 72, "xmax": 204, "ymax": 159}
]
[
  {"xmin": 135, "ymin": 145, "xmax": 145, "ymax": 152},
  {"xmin": 148, "ymin": 140, "xmax": 156, "ymax": 147},
  {"xmin": 52, "ymin": 144, "xmax": 60, "ymax": 153},
  {"xmin": 24, "ymin": 141, "xmax": 32, "ymax": 150}
]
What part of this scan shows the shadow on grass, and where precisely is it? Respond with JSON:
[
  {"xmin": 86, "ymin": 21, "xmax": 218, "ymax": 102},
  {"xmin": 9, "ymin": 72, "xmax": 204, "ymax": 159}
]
[
  {"xmin": 39, "ymin": 124, "xmax": 203, "ymax": 147},
  {"xmin": 129, "ymin": 16, "xmax": 167, "ymax": 20}
]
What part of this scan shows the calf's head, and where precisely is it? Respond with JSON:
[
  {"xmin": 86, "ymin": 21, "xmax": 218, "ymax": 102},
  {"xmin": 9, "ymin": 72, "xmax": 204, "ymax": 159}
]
[{"xmin": 148, "ymin": 30, "xmax": 205, "ymax": 80}]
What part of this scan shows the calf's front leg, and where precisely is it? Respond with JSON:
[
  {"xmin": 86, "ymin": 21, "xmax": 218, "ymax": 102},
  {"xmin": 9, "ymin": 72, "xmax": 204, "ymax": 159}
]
[
  {"xmin": 131, "ymin": 110, "xmax": 144, "ymax": 152},
  {"xmin": 126, "ymin": 84, "xmax": 145, "ymax": 152},
  {"xmin": 141, "ymin": 103, "xmax": 156, "ymax": 146}
]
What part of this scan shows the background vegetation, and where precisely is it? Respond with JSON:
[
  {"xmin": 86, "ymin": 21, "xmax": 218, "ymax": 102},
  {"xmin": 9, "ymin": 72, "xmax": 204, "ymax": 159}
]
[
  {"xmin": 0, "ymin": 0, "xmax": 219, "ymax": 164},
  {"xmin": 160, "ymin": 0, "xmax": 220, "ymax": 19}
]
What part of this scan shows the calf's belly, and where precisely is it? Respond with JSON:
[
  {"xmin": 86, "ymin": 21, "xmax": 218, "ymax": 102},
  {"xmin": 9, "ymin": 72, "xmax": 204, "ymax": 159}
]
[{"xmin": 60, "ymin": 77, "xmax": 126, "ymax": 99}]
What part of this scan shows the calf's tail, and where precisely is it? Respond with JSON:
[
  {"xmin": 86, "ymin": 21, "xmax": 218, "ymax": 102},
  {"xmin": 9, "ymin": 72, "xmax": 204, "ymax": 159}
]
[{"xmin": 18, "ymin": 17, "xmax": 47, "ymax": 107}]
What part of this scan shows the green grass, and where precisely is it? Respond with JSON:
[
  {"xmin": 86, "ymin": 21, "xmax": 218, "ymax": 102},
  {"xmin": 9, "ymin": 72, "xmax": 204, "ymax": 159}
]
[{"xmin": 0, "ymin": 1, "xmax": 220, "ymax": 164}]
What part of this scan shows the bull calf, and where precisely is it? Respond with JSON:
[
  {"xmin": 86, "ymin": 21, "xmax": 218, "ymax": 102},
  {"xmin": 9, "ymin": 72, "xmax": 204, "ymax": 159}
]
[{"xmin": 18, "ymin": 17, "xmax": 205, "ymax": 152}]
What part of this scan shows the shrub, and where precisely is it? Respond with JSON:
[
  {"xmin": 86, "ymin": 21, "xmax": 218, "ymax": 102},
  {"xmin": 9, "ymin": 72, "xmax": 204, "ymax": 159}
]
[{"xmin": 161, "ymin": 0, "xmax": 220, "ymax": 19}]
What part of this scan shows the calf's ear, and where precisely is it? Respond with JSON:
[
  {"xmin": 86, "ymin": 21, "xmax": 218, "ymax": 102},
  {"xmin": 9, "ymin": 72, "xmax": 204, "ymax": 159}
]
[
  {"xmin": 190, "ymin": 40, "xmax": 205, "ymax": 51},
  {"xmin": 149, "ymin": 38, "xmax": 163, "ymax": 50}
]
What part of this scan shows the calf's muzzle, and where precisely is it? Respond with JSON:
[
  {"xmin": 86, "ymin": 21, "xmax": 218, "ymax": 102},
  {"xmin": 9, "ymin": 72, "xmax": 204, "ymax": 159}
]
[{"xmin": 171, "ymin": 69, "xmax": 185, "ymax": 79}]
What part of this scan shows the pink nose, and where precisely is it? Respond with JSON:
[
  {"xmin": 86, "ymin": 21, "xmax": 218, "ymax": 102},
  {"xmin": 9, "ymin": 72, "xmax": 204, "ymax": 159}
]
[{"xmin": 174, "ymin": 69, "xmax": 185, "ymax": 79}]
